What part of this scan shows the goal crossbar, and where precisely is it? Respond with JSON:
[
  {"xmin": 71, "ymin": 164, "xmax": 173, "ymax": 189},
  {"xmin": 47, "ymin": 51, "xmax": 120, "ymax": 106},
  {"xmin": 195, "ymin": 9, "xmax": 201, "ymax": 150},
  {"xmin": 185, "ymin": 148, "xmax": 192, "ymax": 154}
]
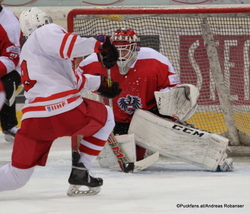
[{"xmin": 67, "ymin": 7, "xmax": 250, "ymax": 31}]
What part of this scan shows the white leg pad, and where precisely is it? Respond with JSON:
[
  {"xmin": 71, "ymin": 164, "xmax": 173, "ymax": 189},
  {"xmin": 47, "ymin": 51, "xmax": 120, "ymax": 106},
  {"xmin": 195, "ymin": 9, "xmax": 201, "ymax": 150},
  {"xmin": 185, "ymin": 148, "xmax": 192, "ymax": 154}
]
[
  {"xmin": 128, "ymin": 109, "xmax": 229, "ymax": 171},
  {"xmin": 98, "ymin": 134, "xmax": 136, "ymax": 170},
  {"xmin": 0, "ymin": 164, "xmax": 34, "ymax": 191}
]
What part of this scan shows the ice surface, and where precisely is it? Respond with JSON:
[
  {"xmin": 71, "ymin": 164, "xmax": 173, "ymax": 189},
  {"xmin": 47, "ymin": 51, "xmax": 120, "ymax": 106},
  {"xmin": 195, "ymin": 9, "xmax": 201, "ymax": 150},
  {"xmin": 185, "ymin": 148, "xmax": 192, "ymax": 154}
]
[{"xmin": 1, "ymin": 134, "xmax": 250, "ymax": 214}]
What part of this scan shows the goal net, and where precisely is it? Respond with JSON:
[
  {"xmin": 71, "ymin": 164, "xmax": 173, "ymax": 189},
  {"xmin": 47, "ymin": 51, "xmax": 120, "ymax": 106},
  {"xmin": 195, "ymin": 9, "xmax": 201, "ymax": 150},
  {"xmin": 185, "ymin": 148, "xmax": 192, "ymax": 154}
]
[{"xmin": 67, "ymin": 7, "xmax": 250, "ymax": 146}]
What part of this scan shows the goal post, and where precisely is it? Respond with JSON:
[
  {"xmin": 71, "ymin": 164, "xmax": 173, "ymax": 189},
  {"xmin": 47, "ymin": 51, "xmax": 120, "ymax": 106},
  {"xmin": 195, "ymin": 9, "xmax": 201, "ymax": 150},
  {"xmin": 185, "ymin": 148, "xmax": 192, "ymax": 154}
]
[{"xmin": 67, "ymin": 7, "xmax": 250, "ymax": 146}]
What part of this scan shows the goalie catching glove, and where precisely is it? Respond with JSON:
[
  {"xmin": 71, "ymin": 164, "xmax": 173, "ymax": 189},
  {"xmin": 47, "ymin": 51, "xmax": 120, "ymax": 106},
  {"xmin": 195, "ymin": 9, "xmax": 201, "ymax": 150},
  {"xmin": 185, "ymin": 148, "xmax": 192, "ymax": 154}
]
[
  {"xmin": 154, "ymin": 84, "xmax": 199, "ymax": 122},
  {"xmin": 97, "ymin": 35, "xmax": 119, "ymax": 69},
  {"xmin": 97, "ymin": 74, "xmax": 122, "ymax": 99}
]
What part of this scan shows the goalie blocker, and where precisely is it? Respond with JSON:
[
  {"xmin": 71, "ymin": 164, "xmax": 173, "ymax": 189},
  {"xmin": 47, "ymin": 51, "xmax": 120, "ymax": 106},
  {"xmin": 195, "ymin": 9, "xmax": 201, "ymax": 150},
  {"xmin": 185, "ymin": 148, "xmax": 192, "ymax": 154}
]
[{"xmin": 128, "ymin": 109, "xmax": 233, "ymax": 171}]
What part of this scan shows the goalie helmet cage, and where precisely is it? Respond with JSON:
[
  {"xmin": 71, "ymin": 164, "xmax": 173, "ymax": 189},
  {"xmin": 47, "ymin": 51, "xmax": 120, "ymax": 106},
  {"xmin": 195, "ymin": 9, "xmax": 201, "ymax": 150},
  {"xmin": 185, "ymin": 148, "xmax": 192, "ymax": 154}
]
[{"xmin": 67, "ymin": 7, "xmax": 250, "ymax": 146}]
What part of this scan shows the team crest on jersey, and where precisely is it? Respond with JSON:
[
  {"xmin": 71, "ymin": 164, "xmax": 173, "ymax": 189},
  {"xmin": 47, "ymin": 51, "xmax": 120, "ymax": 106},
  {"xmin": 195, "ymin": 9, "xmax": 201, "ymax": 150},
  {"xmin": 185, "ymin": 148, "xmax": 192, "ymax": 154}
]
[{"xmin": 118, "ymin": 95, "xmax": 142, "ymax": 114}]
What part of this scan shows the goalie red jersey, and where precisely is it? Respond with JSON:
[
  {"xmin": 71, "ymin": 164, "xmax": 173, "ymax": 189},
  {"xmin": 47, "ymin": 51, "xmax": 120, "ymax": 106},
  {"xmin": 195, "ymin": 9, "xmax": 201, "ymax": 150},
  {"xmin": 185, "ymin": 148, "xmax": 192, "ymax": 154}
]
[{"xmin": 78, "ymin": 47, "xmax": 180, "ymax": 123}]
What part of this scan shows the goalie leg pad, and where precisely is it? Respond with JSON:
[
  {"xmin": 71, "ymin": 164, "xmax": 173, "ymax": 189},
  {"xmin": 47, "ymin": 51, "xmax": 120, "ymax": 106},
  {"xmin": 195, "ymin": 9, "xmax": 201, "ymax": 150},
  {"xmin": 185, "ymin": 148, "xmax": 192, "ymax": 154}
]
[{"xmin": 128, "ymin": 109, "xmax": 230, "ymax": 171}]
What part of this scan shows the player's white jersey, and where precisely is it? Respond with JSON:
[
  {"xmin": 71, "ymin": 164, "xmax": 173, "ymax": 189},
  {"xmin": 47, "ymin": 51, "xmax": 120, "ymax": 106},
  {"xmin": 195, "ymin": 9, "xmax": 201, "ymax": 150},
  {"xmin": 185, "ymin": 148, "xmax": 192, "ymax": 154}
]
[{"xmin": 20, "ymin": 23, "xmax": 101, "ymax": 120}]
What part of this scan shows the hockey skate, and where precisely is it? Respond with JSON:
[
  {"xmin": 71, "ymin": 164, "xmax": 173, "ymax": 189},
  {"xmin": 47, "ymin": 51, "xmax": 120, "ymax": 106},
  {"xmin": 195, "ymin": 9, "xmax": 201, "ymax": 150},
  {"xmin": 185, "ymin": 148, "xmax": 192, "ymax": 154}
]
[
  {"xmin": 67, "ymin": 163, "xmax": 103, "ymax": 196},
  {"xmin": 217, "ymin": 158, "xmax": 234, "ymax": 172}
]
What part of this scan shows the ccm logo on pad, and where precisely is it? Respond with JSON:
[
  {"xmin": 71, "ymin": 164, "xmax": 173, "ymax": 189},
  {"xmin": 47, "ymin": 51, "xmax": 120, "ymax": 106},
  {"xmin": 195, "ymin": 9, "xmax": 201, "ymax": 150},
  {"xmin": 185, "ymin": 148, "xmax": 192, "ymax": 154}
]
[{"xmin": 172, "ymin": 124, "xmax": 205, "ymax": 137}]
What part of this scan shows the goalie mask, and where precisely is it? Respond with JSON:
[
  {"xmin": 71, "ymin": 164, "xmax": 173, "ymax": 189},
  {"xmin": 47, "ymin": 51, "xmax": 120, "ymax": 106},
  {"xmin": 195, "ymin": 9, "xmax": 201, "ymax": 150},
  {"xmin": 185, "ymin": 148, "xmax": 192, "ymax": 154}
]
[
  {"xmin": 19, "ymin": 7, "xmax": 53, "ymax": 38},
  {"xmin": 111, "ymin": 28, "xmax": 140, "ymax": 75}
]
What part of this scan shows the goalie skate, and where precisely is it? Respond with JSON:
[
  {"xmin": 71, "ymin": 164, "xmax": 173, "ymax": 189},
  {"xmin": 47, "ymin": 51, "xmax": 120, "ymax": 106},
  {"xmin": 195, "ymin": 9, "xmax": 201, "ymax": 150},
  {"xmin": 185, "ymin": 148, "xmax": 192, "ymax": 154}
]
[
  {"xmin": 217, "ymin": 158, "xmax": 234, "ymax": 172},
  {"xmin": 67, "ymin": 163, "xmax": 103, "ymax": 196}
]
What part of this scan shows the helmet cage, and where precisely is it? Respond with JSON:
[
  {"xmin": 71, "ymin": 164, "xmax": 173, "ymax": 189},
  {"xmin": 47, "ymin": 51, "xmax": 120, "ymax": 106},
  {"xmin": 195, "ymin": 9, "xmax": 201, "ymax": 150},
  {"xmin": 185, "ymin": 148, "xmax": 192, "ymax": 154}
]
[
  {"xmin": 115, "ymin": 42, "xmax": 138, "ymax": 75},
  {"xmin": 111, "ymin": 28, "xmax": 140, "ymax": 75}
]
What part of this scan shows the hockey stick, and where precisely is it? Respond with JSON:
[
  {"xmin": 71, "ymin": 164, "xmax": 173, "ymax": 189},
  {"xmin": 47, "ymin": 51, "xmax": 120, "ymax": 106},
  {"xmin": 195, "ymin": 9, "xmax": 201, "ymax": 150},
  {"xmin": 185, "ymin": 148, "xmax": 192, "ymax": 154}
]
[
  {"xmin": 106, "ymin": 69, "xmax": 159, "ymax": 173},
  {"xmin": 4, "ymin": 82, "xmax": 17, "ymax": 106},
  {"xmin": 107, "ymin": 132, "xmax": 159, "ymax": 172}
]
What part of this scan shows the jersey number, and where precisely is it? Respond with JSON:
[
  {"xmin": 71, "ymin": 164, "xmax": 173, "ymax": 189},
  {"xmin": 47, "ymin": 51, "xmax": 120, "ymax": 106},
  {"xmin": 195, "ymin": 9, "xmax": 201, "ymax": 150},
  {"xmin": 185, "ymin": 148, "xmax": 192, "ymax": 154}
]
[{"xmin": 20, "ymin": 60, "xmax": 37, "ymax": 92}]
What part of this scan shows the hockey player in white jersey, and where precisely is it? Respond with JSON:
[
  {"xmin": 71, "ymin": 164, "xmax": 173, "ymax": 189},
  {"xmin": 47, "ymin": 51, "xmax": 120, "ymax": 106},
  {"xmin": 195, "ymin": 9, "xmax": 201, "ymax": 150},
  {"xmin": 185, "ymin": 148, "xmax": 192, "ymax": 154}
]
[{"xmin": 0, "ymin": 7, "xmax": 121, "ymax": 196}]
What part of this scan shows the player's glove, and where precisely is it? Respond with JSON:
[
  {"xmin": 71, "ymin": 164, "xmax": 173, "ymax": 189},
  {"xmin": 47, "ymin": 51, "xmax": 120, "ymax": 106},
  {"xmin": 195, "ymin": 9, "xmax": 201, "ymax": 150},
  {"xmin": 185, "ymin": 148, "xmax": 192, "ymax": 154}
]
[
  {"xmin": 97, "ymin": 35, "xmax": 119, "ymax": 69},
  {"xmin": 97, "ymin": 74, "xmax": 122, "ymax": 99}
]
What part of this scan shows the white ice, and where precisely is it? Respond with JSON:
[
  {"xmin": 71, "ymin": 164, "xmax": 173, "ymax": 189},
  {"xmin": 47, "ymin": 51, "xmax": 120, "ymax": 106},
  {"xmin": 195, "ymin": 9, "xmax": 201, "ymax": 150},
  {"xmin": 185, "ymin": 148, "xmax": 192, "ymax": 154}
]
[{"xmin": 1, "ymin": 134, "xmax": 250, "ymax": 214}]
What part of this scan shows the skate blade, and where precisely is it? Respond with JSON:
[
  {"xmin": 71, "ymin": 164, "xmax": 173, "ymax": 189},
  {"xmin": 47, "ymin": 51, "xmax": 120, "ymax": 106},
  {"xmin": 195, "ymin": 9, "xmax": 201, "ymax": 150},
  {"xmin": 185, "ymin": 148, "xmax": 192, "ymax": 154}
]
[{"xmin": 67, "ymin": 185, "xmax": 101, "ymax": 196}]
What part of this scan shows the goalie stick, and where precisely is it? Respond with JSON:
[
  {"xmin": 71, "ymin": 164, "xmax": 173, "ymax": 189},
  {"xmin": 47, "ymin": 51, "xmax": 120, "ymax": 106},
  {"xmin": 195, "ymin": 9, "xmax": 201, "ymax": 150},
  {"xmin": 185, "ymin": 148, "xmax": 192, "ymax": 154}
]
[{"xmin": 107, "ymin": 132, "xmax": 159, "ymax": 173}]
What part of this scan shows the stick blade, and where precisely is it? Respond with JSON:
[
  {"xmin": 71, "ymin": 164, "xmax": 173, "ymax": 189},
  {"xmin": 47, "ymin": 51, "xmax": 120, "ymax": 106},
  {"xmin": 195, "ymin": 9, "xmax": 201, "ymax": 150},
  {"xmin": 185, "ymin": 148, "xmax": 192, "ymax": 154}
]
[{"xmin": 133, "ymin": 152, "xmax": 159, "ymax": 172}]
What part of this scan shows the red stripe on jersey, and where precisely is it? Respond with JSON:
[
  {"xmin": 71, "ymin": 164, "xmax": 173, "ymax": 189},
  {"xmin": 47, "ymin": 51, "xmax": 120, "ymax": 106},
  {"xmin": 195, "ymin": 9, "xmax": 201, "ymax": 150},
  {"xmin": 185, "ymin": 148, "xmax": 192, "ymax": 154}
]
[
  {"xmin": 22, "ymin": 106, "xmax": 46, "ymax": 113},
  {"xmin": 22, "ymin": 96, "xmax": 81, "ymax": 114},
  {"xmin": 79, "ymin": 144, "xmax": 101, "ymax": 156},
  {"xmin": 60, "ymin": 32, "xmax": 72, "ymax": 59},
  {"xmin": 67, "ymin": 34, "xmax": 78, "ymax": 58},
  {"xmin": 30, "ymin": 89, "xmax": 79, "ymax": 103},
  {"xmin": 82, "ymin": 136, "xmax": 106, "ymax": 147},
  {"xmin": 77, "ymin": 74, "xmax": 87, "ymax": 92}
]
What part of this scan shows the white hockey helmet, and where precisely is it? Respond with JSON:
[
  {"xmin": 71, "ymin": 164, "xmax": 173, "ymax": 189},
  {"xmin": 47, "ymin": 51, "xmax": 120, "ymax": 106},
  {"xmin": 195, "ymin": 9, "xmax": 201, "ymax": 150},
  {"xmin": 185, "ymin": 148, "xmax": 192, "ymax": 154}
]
[
  {"xmin": 19, "ymin": 7, "xmax": 53, "ymax": 37},
  {"xmin": 111, "ymin": 28, "xmax": 140, "ymax": 75}
]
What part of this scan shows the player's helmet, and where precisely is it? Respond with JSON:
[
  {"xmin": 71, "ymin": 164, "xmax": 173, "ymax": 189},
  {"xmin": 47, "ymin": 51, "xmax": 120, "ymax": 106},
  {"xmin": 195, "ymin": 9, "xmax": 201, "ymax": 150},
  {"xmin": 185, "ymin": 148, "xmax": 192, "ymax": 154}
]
[
  {"xmin": 111, "ymin": 28, "xmax": 140, "ymax": 75},
  {"xmin": 19, "ymin": 7, "xmax": 53, "ymax": 38}
]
